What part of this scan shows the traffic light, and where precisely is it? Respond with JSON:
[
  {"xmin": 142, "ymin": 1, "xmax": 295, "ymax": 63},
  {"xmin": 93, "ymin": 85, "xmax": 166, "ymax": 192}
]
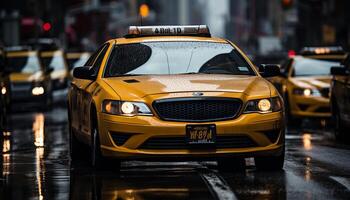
[
  {"xmin": 139, "ymin": 4, "xmax": 149, "ymax": 18},
  {"xmin": 281, "ymin": 0, "xmax": 293, "ymax": 10},
  {"xmin": 42, "ymin": 22, "xmax": 52, "ymax": 32}
]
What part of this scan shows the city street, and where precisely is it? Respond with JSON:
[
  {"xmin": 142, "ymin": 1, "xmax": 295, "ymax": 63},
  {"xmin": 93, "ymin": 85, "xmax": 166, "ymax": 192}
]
[{"xmin": 1, "ymin": 106, "xmax": 350, "ymax": 200}]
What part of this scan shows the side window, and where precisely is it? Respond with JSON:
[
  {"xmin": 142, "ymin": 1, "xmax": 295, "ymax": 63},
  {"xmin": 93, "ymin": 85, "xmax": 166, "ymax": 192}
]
[
  {"xmin": 84, "ymin": 44, "xmax": 106, "ymax": 66},
  {"xmin": 91, "ymin": 43, "xmax": 109, "ymax": 73}
]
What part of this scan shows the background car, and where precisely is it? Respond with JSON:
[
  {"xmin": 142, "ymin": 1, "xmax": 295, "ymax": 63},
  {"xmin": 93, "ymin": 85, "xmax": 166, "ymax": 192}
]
[
  {"xmin": 68, "ymin": 25, "xmax": 285, "ymax": 171},
  {"xmin": 6, "ymin": 49, "xmax": 53, "ymax": 110},
  {"xmin": 40, "ymin": 50, "xmax": 69, "ymax": 91},
  {"xmin": 0, "ymin": 47, "xmax": 11, "ymax": 131},
  {"xmin": 330, "ymin": 54, "xmax": 350, "ymax": 140},
  {"xmin": 66, "ymin": 52, "xmax": 91, "ymax": 79},
  {"xmin": 268, "ymin": 47, "xmax": 347, "ymax": 125}
]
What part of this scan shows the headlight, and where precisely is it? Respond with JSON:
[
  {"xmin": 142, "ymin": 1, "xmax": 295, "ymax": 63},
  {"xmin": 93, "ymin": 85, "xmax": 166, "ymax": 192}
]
[
  {"xmin": 244, "ymin": 97, "xmax": 282, "ymax": 114},
  {"xmin": 102, "ymin": 100, "xmax": 153, "ymax": 116},
  {"xmin": 32, "ymin": 86, "xmax": 45, "ymax": 95},
  {"xmin": 1, "ymin": 86, "xmax": 6, "ymax": 95},
  {"xmin": 293, "ymin": 88, "xmax": 321, "ymax": 97}
]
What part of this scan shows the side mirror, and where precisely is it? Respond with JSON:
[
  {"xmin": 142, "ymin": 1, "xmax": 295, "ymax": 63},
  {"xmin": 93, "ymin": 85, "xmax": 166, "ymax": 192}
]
[
  {"xmin": 259, "ymin": 64, "xmax": 281, "ymax": 77},
  {"xmin": 331, "ymin": 66, "xmax": 348, "ymax": 76},
  {"xmin": 73, "ymin": 66, "xmax": 96, "ymax": 80}
]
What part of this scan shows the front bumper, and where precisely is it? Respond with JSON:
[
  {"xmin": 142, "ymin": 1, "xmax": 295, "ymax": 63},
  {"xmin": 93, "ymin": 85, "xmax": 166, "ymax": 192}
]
[
  {"xmin": 289, "ymin": 95, "xmax": 330, "ymax": 118},
  {"xmin": 97, "ymin": 111, "xmax": 285, "ymax": 159}
]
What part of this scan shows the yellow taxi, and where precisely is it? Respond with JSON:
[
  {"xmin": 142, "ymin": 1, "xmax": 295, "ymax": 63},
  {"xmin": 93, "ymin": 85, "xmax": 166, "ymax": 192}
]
[
  {"xmin": 268, "ymin": 47, "xmax": 347, "ymax": 123},
  {"xmin": 6, "ymin": 50, "xmax": 53, "ymax": 110},
  {"xmin": 0, "ymin": 47, "xmax": 11, "ymax": 130},
  {"xmin": 40, "ymin": 50, "xmax": 69, "ymax": 90},
  {"xmin": 330, "ymin": 54, "xmax": 350, "ymax": 140},
  {"xmin": 68, "ymin": 25, "xmax": 285, "ymax": 170}
]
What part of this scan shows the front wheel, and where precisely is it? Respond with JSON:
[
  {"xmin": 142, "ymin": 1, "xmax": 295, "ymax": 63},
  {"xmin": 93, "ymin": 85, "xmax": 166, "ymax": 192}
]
[
  {"xmin": 90, "ymin": 114, "xmax": 120, "ymax": 170},
  {"xmin": 334, "ymin": 111, "xmax": 346, "ymax": 140},
  {"xmin": 69, "ymin": 111, "xmax": 83, "ymax": 164},
  {"xmin": 255, "ymin": 147, "xmax": 285, "ymax": 171}
]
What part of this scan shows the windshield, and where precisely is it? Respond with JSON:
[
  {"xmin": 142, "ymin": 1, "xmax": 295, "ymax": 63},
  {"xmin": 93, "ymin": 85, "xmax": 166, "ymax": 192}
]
[
  {"xmin": 104, "ymin": 41, "xmax": 255, "ymax": 77},
  {"xmin": 293, "ymin": 57, "xmax": 342, "ymax": 77},
  {"xmin": 41, "ymin": 51, "xmax": 66, "ymax": 71},
  {"xmin": 7, "ymin": 53, "xmax": 41, "ymax": 73}
]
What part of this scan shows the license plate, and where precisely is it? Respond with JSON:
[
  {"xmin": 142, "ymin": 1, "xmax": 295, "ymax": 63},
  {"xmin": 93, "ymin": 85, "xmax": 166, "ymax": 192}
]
[{"xmin": 186, "ymin": 124, "xmax": 216, "ymax": 144}]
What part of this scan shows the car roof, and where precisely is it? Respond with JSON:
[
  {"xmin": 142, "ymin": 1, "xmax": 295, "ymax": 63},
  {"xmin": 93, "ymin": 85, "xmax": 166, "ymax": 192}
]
[{"xmin": 110, "ymin": 36, "xmax": 228, "ymax": 45}]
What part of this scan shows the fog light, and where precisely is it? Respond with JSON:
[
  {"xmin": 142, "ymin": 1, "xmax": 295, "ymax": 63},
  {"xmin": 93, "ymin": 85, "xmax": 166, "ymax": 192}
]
[{"xmin": 32, "ymin": 87, "xmax": 44, "ymax": 95}]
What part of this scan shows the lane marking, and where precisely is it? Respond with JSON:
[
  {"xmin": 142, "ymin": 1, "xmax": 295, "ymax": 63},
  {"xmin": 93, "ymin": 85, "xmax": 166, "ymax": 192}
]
[
  {"xmin": 198, "ymin": 168, "xmax": 237, "ymax": 200},
  {"xmin": 330, "ymin": 176, "xmax": 350, "ymax": 191}
]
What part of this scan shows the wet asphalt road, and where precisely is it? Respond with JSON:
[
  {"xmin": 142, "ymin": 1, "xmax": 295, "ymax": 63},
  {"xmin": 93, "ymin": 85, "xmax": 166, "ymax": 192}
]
[{"xmin": 1, "ymin": 106, "xmax": 350, "ymax": 200}]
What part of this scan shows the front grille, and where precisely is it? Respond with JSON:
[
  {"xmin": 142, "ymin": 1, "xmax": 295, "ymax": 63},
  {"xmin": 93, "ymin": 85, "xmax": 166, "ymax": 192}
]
[
  {"xmin": 11, "ymin": 82, "xmax": 32, "ymax": 91},
  {"xmin": 153, "ymin": 98, "xmax": 242, "ymax": 122},
  {"xmin": 320, "ymin": 88, "xmax": 330, "ymax": 98},
  {"xmin": 139, "ymin": 135, "xmax": 257, "ymax": 150}
]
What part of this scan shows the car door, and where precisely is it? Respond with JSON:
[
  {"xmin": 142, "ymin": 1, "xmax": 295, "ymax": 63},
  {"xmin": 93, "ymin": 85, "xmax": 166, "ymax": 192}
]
[
  {"xmin": 69, "ymin": 49, "xmax": 100, "ymax": 137},
  {"xmin": 79, "ymin": 43, "xmax": 110, "ymax": 142}
]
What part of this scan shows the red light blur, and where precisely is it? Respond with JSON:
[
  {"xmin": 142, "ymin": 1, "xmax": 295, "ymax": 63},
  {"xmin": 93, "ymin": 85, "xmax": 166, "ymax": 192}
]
[
  {"xmin": 288, "ymin": 50, "xmax": 296, "ymax": 58},
  {"xmin": 42, "ymin": 22, "xmax": 52, "ymax": 31}
]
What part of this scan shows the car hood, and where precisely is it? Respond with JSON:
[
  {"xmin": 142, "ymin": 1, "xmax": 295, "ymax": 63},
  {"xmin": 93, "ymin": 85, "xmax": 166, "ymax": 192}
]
[
  {"xmin": 102, "ymin": 74, "xmax": 272, "ymax": 99},
  {"xmin": 290, "ymin": 76, "xmax": 331, "ymax": 89}
]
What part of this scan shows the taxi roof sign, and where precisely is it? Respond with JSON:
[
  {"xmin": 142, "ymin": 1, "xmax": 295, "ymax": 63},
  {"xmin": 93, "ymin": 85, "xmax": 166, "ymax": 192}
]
[
  {"xmin": 300, "ymin": 46, "xmax": 344, "ymax": 55},
  {"xmin": 125, "ymin": 25, "xmax": 211, "ymax": 38}
]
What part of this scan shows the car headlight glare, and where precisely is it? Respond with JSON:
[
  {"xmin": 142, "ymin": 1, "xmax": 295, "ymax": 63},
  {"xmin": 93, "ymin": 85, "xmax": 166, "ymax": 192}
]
[
  {"xmin": 244, "ymin": 97, "xmax": 282, "ymax": 114},
  {"xmin": 102, "ymin": 100, "xmax": 153, "ymax": 116},
  {"xmin": 1, "ymin": 86, "xmax": 6, "ymax": 95},
  {"xmin": 32, "ymin": 86, "xmax": 45, "ymax": 95},
  {"xmin": 303, "ymin": 89, "xmax": 311, "ymax": 96},
  {"xmin": 258, "ymin": 99, "xmax": 271, "ymax": 112},
  {"xmin": 121, "ymin": 102, "xmax": 135, "ymax": 114},
  {"xmin": 293, "ymin": 88, "xmax": 321, "ymax": 97}
]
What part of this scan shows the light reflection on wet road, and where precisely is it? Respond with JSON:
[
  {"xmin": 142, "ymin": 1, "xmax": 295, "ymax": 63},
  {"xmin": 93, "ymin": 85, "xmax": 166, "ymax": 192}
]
[{"xmin": 1, "ymin": 107, "xmax": 350, "ymax": 199}]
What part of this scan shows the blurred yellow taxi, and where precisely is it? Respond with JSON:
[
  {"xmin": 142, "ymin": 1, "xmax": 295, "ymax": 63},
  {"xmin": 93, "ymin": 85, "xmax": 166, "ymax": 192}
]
[
  {"xmin": 6, "ymin": 50, "xmax": 53, "ymax": 110},
  {"xmin": 40, "ymin": 50, "xmax": 69, "ymax": 90},
  {"xmin": 0, "ymin": 47, "xmax": 11, "ymax": 130},
  {"xmin": 270, "ymin": 47, "xmax": 347, "ymax": 123},
  {"xmin": 330, "ymin": 55, "xmax": 350, "ymax": 140},
  {"xmin": 68, "ymin": 25, "xmax": 285, "ymax": 171}
]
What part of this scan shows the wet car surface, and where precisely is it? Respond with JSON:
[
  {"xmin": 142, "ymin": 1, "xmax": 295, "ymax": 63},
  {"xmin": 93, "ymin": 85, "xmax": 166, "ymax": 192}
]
[{"xmin": 1, "ymin": 107, "xmax": 350, "ymax": 199}]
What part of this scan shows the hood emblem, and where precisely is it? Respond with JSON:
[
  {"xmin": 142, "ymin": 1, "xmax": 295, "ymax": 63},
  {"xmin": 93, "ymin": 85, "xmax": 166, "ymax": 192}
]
[{"xmin": 192, "ymin": 92, "xmax": 204, "ymax": 96}]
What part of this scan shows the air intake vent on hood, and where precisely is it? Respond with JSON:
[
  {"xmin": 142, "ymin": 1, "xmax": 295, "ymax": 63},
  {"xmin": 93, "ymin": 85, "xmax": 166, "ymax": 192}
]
[{"xmin": 123, "ymin": 79, "xmax": 139, "ymax": 83}]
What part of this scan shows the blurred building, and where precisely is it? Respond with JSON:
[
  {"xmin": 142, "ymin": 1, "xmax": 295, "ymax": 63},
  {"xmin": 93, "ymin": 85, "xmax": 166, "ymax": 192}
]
[{"xmin": 0, "ymin": 0, "xmax": 349, "ymax": 53}]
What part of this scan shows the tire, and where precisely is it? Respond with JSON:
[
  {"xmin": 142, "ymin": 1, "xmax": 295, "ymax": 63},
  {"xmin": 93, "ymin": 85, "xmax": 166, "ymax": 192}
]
[
  {"xmin": 284, "ymin": 93, "xmax": 302, "ymax": 128},
  {"xmin": 255, "ymin": 147, "xmax": 285, "ymax": 171},
  {"xmin": 217, "ymin": 157, "xmax": 245, "ymax": 172},
  {"xmin": 334, "ymin": 111, "xmax": 346, "ymax": 140},
  {"xmin": 69, "ymin": 111, "xmax": 82, "ymax": 164},
  {"xmin": 90, "ymin": 108, "xmax": 120, "ymax": 171}
]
